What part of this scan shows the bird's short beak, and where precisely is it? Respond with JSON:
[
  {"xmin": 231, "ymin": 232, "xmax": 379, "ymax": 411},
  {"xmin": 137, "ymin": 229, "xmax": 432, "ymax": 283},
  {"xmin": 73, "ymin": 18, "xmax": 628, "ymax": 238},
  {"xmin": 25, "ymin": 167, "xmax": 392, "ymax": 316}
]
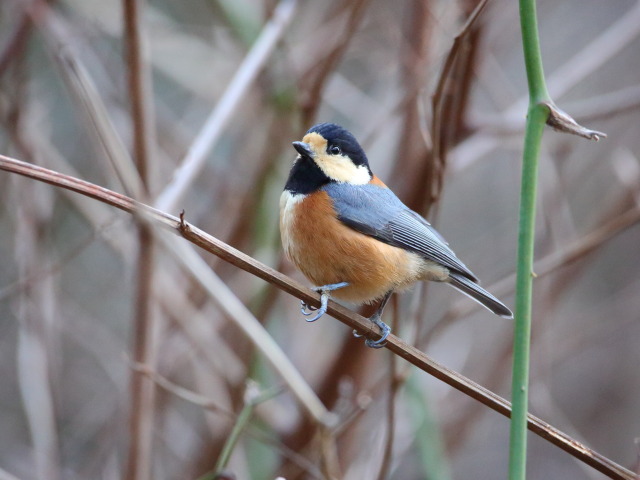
[{"xmin": 292, "ymin": 141, "xmax": 314, "ymax": 158}]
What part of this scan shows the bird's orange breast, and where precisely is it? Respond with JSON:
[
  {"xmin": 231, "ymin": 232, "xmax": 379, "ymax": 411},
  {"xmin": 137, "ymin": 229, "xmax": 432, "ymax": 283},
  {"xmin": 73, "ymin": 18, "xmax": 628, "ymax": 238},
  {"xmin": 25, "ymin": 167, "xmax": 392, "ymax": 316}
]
[{"xmin": 280, "ymin": 189, "xmax": 434, "ymax": 304}]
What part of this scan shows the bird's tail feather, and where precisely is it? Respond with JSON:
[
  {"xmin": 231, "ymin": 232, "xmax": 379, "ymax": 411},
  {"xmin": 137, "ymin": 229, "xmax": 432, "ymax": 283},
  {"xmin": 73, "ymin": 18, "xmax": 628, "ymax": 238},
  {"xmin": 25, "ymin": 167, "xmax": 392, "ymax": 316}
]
[{"xmin": 448, "ymin": 272, "xmax": 513, "ymax": 319}]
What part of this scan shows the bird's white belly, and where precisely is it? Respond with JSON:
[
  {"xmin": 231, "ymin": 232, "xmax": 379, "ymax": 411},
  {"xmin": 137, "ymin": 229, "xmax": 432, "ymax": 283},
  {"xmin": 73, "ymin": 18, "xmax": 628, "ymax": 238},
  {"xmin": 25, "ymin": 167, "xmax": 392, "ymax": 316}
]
[{"xmin": 279, "ymin": 190, "xmax": 306, "ymax": 264}]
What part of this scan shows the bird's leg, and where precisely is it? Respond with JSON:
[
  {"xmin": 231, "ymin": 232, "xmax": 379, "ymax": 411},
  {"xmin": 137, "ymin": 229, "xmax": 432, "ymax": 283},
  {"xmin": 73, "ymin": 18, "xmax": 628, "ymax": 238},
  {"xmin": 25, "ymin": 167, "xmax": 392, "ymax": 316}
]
[
  {"xmin": 353, "ymin": 291, "xmax": 393, "ymax": 348},
  {"xmin": 301, "ymin": 282, "xmax": 349, "ymax": 322}
]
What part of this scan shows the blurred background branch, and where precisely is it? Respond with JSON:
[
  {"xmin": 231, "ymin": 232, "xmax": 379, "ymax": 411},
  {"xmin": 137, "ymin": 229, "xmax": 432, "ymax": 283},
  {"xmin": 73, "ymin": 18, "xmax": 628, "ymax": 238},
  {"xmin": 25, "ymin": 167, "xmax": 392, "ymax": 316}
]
[{"xmin": 121, "ymin": 0, "xmax": 157, "ymax": 479}]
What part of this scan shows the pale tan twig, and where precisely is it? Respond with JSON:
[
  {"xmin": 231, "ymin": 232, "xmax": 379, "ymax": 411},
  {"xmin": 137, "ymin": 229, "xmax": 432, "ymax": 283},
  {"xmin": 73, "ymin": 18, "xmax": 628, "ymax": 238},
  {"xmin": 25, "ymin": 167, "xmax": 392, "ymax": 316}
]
[
  {"xmin": 318, "ymin": 426, "xmax": 341, "ymax": 480},
  {"xmin": 130, "ymin": 362, "xmax": 235, "ymax": 416},
  {"xmin": 154, "ymin": 0, "xmax": 297, "ymax": 213},
  {"xmin": 0, "ymin": 467, "xmax": 22, "ymax": 480},
  {"xmin": 28, "ymin": 0, "xmax": 143, "ymax": 197},
  {"xmin": 545, "ymin": 2, "xmax": 640, "ymax": 101},
  {"xmin": 14, "ymin": 180, "xmax": 61, "ymax": 480}
]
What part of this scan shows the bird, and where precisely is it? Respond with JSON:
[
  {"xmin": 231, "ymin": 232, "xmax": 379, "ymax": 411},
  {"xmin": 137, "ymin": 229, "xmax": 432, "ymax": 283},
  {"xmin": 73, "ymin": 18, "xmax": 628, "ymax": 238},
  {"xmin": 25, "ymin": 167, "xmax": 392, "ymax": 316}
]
[{"xmin": 280, "ymin": 122, "xmax": 512, "ymax": 348}]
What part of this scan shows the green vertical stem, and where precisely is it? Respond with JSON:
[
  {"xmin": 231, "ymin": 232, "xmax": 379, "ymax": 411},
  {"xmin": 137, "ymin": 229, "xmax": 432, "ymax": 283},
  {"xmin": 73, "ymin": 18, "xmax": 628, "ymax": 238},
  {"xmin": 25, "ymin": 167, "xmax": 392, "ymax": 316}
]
[
  {"xmin": 511, "ymin": 0, "xmax": 552, "ymax": 478},
  {"xmin": 213, "ymin": 401, "xmax": 254, "ymax": 474},
  {"xmin": 519, "ymin": 0, "xmax": 550, "ymax": 103},
  {"xmin": 508, "ymin": 103, "xmax": 547, "ymax": 480}
]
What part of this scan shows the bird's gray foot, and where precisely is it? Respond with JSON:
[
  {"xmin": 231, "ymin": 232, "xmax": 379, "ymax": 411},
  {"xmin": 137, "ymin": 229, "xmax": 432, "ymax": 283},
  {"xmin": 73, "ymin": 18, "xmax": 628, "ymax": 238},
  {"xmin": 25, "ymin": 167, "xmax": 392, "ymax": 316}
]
[
  {"xmin": 353, "ymin": 312, "xmax": 391, "ymax": 348},
  {"xmin": 352, "ymin": 291, "xmax": 393, "ymax": 348},
  {"xmin": 300, "ymin": 282, "xmax": 349, "ymax": 322}
]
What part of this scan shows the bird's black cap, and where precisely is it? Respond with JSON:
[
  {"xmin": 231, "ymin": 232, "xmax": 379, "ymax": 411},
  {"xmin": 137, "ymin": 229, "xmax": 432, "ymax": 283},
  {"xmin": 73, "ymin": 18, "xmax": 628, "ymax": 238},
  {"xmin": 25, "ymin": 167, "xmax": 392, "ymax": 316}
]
[{"xmin": 307, "ymin": 123, "xmax": 370, "ymax": 168}]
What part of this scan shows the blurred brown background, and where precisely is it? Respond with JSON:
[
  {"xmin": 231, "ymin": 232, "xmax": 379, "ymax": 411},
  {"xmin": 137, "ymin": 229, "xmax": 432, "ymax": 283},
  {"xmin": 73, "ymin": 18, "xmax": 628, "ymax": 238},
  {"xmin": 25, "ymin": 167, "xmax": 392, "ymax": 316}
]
[{"xmin": 0, "ymin": 0, "xmax": 639, "ymax": 479}]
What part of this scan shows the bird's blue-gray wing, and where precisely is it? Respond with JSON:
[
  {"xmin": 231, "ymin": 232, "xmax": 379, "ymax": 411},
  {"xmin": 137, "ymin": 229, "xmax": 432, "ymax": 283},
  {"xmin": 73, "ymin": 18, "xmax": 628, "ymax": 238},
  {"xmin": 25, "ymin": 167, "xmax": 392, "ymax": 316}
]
[{"xmin": 322, "ymin": 183, "xmax": 477, "ymax": 281}]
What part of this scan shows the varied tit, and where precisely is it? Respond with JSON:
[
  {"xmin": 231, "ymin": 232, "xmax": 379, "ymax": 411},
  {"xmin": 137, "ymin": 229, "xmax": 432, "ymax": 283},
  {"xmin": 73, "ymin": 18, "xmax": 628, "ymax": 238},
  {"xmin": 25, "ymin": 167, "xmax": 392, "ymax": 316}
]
[{"xmin": 280, "ymin": 122, "xmax": 513, "ymax": 348}]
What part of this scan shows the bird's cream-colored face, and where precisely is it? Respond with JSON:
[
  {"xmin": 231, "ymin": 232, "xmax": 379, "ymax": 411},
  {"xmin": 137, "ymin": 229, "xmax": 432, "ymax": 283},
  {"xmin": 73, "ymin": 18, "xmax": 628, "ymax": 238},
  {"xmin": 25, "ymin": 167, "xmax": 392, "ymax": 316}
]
[{"xmin": 299, "ymin": 132, "xmax": 371, "ymax": 185}]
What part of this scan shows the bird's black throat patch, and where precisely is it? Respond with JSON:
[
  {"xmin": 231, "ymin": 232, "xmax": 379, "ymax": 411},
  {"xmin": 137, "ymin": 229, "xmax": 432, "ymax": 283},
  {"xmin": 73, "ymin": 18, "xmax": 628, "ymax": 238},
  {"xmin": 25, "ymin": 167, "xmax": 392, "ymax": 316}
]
[{"xmin": 284, "ymin": 155, "xmax": 332, "ymax": 195}]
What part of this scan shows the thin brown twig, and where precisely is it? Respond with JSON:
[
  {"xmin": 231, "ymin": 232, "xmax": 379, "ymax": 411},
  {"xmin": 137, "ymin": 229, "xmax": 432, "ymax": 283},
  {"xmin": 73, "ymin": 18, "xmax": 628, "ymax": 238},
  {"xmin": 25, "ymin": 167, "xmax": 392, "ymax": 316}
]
[
  {"xmin": 387, "ymin": 0, "xmax": 434, "ymax": 210},
  {"xmin": 0, "ymin": 154, "xmax": 635, "ymax": 480},
  {"xmin": 429, "ymin": 0, "xmax": 488, "ymax": 207},
  {"xmin": 0, "ymin": 11, "xmax": 31, "ymax": 76},
  {"xmin": 441, "ymin": 203, "xmax": 640, "ymax": 323},
  {"xmin": 277, "ymin": 319, "xmax": 374, "ymax": 478},
  {"xmin": 0, "ymin": 219, "xmax": 118, "ymax": 301},
  {"xmin": 318, "ymin": 426, "xmax": 341, "ymax": 480},
  {"xmin": 376, "ymin": 296, "xmax": 400, "ymax": 480},
  {"xmin": 432, "ymin": 0, "xmax": 488, "ymax": 127},
  {"xmin": 427, "ymin": 189, "xmax": 640, "ymax": 453},
  {"xmin": 130, "ymin": 362, "xmax": 235, "ymax": 416},
  {"xmin": 135, "ymin": 358, "xmax": 326, "ymax": 479},
  {"xmin": 122, "ymin": 0, "xmax": 156, "ymax": 479},
  {"xmin": 133, "ymin": 361, "xmax": 324, "ymax": 478},
  {"xmin": 298, "ymin": 0, "xmax": 372, "ymax": 126}
]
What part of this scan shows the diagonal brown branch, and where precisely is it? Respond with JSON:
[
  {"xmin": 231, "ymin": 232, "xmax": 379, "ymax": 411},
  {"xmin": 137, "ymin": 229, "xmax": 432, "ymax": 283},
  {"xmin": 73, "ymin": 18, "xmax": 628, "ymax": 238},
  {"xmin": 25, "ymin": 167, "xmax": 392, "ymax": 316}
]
[{"xmin": 0, "ymin": 153, "xmax": 634, "ymax": 480}]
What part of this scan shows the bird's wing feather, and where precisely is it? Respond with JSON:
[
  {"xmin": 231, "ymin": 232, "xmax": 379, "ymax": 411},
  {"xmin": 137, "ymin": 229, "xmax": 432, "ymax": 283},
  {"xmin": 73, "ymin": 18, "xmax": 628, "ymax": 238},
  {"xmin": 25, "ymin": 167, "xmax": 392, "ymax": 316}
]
[{"xmin": 323, "ymin": 183, "xmax": 477, "ymax": 281}]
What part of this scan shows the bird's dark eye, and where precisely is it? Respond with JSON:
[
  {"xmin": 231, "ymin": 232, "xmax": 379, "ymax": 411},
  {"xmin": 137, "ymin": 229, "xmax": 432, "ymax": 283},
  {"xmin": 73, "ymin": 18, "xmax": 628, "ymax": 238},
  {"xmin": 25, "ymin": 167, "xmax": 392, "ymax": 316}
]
[{"xmin": 329, "ymin": 145, "xmax": 341, "ymax": 155}]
